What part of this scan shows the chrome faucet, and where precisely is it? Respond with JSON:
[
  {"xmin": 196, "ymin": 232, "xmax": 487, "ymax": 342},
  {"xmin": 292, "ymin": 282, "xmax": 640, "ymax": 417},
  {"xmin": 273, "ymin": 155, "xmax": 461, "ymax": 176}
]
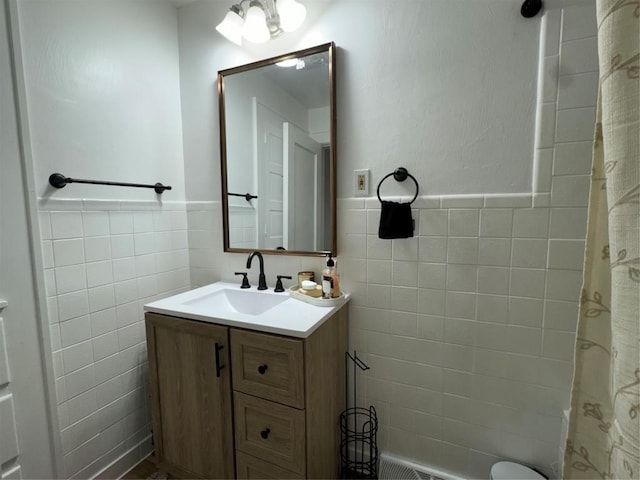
[{"xmin": 246, "ymin": 251, "xmax": 267, "ymax": 290}]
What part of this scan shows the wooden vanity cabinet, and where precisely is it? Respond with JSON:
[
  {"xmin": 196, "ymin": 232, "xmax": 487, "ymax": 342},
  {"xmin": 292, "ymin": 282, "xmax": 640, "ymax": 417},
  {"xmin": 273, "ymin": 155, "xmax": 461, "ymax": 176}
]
[
  {"xmin": 145, "ymin": 305, "xmax": 347, "ymax": 479},
  {"xmin": 145, "ymin": 313, "xmax": 235, "ymax": 479}
]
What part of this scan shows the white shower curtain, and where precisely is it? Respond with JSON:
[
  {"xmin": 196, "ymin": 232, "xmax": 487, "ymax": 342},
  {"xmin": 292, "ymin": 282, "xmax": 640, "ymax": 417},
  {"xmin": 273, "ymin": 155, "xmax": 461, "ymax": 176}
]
[{"xmin": 563, "ymin": 1, "xmax": 639, "ymax": 479}]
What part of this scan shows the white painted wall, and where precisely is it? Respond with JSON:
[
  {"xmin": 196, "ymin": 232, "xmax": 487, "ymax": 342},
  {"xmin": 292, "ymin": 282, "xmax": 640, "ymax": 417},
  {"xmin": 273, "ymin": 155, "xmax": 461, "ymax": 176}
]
[
  {"xmin": 179, "ymin": 0, "xmax": 539, "ymax": 202},
  {"xmin": 224, "ymin": 68, "xmax": 308, "ymax": 201},
  {"xmin": 18, "ymin": 0, "xmax": 186, "ymax": 202},
  {"xmin": 308, "ymin": 106, "xmax": 329, "ymax": 144},
  {"xmin": 14, "ymin": 0, "xmax": 189, "ymax": 477},
  {"xmin": 180, "ymin": 1, "xmax": 597, "ymax": 478},
  {"xmin": 7, "ymin": 0, "xmax": 597, "ymax": 477}
]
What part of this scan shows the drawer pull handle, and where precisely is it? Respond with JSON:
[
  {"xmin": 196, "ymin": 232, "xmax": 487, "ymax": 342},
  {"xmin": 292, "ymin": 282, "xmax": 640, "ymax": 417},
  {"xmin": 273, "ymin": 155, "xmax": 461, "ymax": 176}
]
[
  {"xmin": 215, "ymin": 343, "xmax": 225, "ymax": 377},
  {"xmin": 257, "ymin": 364, "xmax": 268, "ymax": 375},
  {"xmin": 260, "ymin": 428, "xmax": 270, "ymax": 439}
]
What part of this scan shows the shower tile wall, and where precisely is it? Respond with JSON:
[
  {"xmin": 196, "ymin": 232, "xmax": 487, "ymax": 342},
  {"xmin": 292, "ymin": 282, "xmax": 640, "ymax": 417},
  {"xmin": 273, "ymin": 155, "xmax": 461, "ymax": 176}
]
[
  {"xmin": 344, "ymin": 198, "xmax": 585, "ymax": 478},
  {"xmin": 186, "ymin": 5, "xmax": 598, "ymax": 480},
  {"xmin": 228, "ymin": 205, "xmax": 257, "ymax": 249},
  {"xmin": 39, "ymin": 201, "xmax": 190, "ymax": 478},
  {"xmin": 187, "ymin": 202, "xmax": 328, "ymax": 288},
  {"xmin": 346, "ymin": 6, "xmax": 598, "ymax": 478}
]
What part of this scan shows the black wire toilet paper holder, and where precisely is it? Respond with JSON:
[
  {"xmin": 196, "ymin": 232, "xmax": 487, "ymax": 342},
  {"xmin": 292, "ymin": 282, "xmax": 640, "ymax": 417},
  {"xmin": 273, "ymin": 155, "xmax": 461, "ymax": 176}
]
[{"xmin": 340, "ymin": 351, "xmax": 378, "ymax": 479}]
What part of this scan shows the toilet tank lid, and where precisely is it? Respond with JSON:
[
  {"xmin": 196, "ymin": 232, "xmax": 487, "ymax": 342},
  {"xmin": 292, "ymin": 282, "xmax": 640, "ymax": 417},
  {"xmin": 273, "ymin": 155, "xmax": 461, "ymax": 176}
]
[{"xmin": 491, "ymin": 462, "xmax": 546, "ymax": 480}]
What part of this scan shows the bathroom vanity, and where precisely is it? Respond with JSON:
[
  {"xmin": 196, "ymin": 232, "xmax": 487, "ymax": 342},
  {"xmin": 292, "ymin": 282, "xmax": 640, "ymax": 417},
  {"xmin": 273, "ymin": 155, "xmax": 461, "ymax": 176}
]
[{"xmin": 144, "ymin": 283, "xmax": 348, "ymax": 479}]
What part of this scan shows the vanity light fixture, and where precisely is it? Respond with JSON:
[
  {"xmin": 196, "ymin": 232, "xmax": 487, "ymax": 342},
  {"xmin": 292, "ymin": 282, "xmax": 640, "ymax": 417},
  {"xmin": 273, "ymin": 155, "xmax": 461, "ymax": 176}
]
[{"xmin": 216, "ymin": 0, "xmax": 306, "ymax": 46}]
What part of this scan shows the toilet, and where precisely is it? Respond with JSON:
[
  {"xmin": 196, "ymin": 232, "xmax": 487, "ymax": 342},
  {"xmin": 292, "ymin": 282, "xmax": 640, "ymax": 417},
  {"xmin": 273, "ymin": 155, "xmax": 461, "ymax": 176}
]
[{"xmin": 490, "ymin": 461, "xmax": 546, "ymax": 480}]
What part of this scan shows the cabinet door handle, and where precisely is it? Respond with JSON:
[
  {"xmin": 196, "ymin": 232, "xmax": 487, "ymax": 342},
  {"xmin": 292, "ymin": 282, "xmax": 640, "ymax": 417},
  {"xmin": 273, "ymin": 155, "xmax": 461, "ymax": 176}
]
[
  {"xmin": 257, "ymin": 364, "xmax": 268, "ymax": 374},
  {"xmin": 260, "ymin": 428, "xmax": 270, "ymax": 439},
  {"xmin": 215, "ymin": 342, "xmax": 225, "ymax": 377}
]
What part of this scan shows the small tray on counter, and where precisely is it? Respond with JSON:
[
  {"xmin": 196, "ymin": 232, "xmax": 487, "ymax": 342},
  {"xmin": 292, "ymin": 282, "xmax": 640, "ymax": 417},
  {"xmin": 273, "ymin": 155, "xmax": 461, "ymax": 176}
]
[{"xmin": 289, "ymin": 285, "xmax": 346, "ymax": 306}]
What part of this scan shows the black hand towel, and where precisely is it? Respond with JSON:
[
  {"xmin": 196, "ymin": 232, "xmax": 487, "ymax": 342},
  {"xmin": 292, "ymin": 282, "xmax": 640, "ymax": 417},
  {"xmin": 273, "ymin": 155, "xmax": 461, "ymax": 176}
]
[{"xmin": 378, "ymin": 200, "xmax": 414, "ymax": 239}]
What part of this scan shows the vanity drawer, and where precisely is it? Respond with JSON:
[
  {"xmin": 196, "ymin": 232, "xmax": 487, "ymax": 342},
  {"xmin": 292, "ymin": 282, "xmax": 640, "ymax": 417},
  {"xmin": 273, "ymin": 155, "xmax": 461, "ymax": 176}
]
[
  {"xmin": 234, "ymin": 392, "xmax": 306, "ymax": 475},
  {"xmin": 235, "ymin": 451, "xmax": 302, "ymax": 479},
  {"xmin": 230, "ymin": 329, "xmax": 304, "ymax": 408}
]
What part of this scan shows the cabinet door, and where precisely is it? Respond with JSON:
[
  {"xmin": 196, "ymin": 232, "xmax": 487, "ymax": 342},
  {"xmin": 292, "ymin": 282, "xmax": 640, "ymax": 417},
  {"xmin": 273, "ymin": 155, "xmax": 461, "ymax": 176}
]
[{"xmin": 146, "ymin": 313, "xmax": 234, "ymax": 479}]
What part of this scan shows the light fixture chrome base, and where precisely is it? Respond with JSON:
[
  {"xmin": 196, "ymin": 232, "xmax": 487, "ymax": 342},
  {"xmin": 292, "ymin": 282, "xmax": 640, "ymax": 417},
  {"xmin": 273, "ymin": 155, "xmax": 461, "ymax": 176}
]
[{"xmin": 266, "ymin": 13, "xmax": 283, "ymax": 37}]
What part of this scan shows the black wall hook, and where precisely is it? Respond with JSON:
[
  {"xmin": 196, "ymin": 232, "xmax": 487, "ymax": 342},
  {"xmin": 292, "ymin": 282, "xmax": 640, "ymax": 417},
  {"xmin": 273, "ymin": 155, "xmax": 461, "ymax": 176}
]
[
  {"xmin": 521, "ymin": 0, "xmax": 543, "ymax": 18},
  {"xmin": 376, "ymin": 167, "xmax": 420, "ymax": 205},
  {"xmin": 393, "ymin": 167, "xmax": 409, "ymax": 182}
]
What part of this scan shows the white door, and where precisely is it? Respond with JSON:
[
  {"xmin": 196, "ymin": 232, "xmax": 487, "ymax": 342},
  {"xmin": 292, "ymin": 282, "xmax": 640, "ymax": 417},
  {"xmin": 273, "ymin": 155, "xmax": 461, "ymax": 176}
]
[
  {"xmin": 255, "ymin": 100, "xmax": 285, "ymax": 249},
  {"xmin": 1, "ymin": 3, "xmax": 57, "ymax": 478},
  {"xmin": 283, "ymin": 123, "xmax": 322, "ymax": 252}
]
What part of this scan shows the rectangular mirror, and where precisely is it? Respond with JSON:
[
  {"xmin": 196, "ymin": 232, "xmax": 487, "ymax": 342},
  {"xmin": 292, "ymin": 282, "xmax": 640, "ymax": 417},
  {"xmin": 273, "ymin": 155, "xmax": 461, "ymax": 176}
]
[{"xmin": 218, "ymin": 42, "xmax": 336, "ymax": 256}]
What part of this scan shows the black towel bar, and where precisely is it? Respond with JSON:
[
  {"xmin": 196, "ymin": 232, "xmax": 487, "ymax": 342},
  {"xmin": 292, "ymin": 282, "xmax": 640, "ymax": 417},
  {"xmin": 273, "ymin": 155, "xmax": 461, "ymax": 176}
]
[
  {"xmin": 228, "ymin": 192, "xmax": 258, "ymax": 201},
  {"xmin": 49, "ymin": 173, "xmax": 171, "ymax": 194},
  {"xmin": 376, "ymin": 167, "xmax": 419, "ymax": 204}
]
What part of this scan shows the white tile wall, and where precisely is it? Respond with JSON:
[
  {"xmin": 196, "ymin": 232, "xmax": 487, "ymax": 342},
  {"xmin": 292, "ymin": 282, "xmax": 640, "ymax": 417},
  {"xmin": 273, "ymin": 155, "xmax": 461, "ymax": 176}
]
[
  {"xmin": 553, "ymin": 142, "xmax": 593, "ymax": 176},
  {"xmin": 559, "ymin": 37, "xmax": 599, "ymax": 75},
  {"xmin": 187, "ymin": 192, "xmax": 588, "ymax": 478},
  {"xmin": 228, "ymin": 205, "xmax": 257, "ymax": 249},
  {"xmin": 182, "ymin": 5, "xmax": 597, "ymax": 480},
  {"xmin": 39, "ymin": 200, "xmax": 189, "ymax": 478}
]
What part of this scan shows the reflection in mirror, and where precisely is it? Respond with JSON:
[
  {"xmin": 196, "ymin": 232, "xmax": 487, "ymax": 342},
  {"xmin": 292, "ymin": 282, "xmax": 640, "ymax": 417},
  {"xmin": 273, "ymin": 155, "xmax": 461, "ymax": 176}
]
[{"xmin": 218, "ymin": 42, "xmax": 336, "ymax": 256}]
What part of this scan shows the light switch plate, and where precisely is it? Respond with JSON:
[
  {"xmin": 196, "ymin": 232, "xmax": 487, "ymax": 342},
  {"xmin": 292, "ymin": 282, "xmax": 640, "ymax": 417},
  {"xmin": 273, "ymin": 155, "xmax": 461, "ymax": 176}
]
[{"xmin": 354, "ymin": 169, "xmax": 370, "ymax": 197}]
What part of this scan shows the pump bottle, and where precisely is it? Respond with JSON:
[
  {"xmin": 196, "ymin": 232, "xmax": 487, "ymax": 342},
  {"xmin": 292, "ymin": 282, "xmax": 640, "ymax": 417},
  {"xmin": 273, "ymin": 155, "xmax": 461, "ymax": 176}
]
[{"xmin": 321, "ymin": 254, "xmax": 340, "ymax": 299}]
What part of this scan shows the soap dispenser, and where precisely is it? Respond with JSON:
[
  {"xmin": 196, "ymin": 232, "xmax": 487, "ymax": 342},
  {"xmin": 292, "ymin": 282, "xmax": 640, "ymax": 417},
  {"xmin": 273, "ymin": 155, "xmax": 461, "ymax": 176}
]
[{"xmin": 321, "ymin": 254, "xmax": 340, "ymax": 299}]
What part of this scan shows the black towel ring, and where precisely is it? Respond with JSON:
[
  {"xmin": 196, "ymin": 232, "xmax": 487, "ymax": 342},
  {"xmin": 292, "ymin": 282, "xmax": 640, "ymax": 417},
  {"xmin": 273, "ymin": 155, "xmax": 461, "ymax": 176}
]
[{"xmin": 377, "ymin": 167, "xmax": 420, "ymax": 204}]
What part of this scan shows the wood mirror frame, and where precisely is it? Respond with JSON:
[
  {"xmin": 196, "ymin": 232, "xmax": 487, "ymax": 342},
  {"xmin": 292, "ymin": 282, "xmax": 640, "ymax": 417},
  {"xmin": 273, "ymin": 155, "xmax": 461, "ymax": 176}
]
[{"xmin": 218, "ymin": 42, "xmax": 336, "ymax": 257}]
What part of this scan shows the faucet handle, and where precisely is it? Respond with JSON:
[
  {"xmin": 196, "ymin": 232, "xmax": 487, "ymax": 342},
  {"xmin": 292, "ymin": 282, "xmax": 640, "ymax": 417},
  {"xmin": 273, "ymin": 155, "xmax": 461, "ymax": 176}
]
[
  {"xmin": 235, "ymin": 272, "xmax": 250, "ymax": 289},
  {"xmin": 274, "ymin": 275, "xmax": 292, "ymax": 293}
]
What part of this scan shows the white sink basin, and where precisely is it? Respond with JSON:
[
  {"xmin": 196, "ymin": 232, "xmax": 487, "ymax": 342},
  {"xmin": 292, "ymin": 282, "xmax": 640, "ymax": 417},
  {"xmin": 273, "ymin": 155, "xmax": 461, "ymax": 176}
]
[
  {"xmin": 144, "ymin": 282, "xmax": 350, "ymax": 338},
  {"xmin": 182, "ymin": 287, "xmax": 288, "ymax": 316}
]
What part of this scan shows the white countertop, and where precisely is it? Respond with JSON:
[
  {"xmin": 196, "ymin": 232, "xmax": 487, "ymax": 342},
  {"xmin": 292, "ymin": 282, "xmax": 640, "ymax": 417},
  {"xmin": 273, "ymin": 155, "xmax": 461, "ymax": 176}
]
[{"xmin": 144, "ymin": 282, "xmax": 350, "ymax": 338}]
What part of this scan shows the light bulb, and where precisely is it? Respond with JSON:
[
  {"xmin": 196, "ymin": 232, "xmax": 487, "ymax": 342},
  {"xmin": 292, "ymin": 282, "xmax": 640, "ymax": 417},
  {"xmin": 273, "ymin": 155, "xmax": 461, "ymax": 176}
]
[
  {"xmin": 277, "ymin": 0, "xmax": 306, "ymax": 32},
  {"xmin": 242, "ymin": 2, "xmax": 270, "ymax": 43},
  {"xmin": 216, "ymin": 6, "xmax": 244, "ymax": 46}
]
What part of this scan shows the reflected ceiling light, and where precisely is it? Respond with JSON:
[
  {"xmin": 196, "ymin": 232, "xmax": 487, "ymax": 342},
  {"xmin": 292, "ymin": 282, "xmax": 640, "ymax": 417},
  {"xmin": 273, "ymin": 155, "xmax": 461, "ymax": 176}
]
[
  {"xmin": 276, "ymin": 58, "xmax": 298, "ymax": 67},
  {"xmin": 275, "ymin": 58, "xmax": 306, "ymax": 69},
  {"xmin": 216, "ymin": 0, "xmax": 306, "ymax": 46}
]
